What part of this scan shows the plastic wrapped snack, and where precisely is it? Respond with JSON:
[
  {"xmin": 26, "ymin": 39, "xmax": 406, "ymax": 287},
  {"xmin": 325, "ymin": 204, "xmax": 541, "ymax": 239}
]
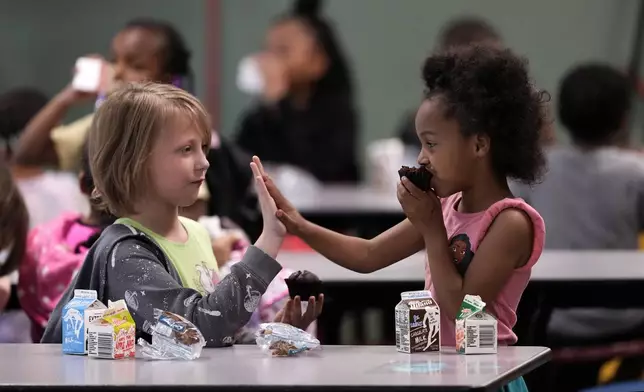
[
  {"xmin": 256, "ymin": 322, "xmax": 320, "ymax": 357},
  {"xmin": 138, "ymin": 309, "xmax": 206, "ymax": 360}
]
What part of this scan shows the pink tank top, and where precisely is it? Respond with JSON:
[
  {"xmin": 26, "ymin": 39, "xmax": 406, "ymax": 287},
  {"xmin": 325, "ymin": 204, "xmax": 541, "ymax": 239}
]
[{"xmin": 426, "ymin": 193, "xmax": 545, "ymax": 346}]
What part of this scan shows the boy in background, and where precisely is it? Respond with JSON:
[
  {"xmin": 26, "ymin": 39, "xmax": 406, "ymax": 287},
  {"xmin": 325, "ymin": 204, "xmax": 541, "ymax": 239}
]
[{"xmin": 512, "ymin": 63, "xmax": 644, "ymax": 390}]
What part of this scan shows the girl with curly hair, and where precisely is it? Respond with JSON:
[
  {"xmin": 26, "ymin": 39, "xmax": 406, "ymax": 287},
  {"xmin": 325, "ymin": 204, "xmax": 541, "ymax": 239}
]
[{"xmin": 255, "ymin": 46, "xmax": 548, "ymax": 391}]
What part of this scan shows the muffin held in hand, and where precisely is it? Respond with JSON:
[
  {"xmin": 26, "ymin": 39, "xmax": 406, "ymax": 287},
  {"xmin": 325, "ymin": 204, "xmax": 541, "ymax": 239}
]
[
  {"xmin": 285, "ymin": 270, "xmax": 322, "ymax": 299},
  {"xmin": 398, "ymin": 166, "xmax": 433, "ymax": 191}
]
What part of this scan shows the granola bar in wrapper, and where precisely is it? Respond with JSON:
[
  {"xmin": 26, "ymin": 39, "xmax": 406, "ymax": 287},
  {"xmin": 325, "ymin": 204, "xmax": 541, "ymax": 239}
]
[
  {"xmin": 138, "ymin": 309, "xmax": 206, "ymax": 360},
  {"xmin": 255, "ymin": 322, "xmax": 320, "ymax": 357}
]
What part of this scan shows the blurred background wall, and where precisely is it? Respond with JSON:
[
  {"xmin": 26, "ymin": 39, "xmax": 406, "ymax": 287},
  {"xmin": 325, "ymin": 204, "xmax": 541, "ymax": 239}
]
[{"xmin": 1, "ymin": 0, "xmax": 640, "ymax": 149}]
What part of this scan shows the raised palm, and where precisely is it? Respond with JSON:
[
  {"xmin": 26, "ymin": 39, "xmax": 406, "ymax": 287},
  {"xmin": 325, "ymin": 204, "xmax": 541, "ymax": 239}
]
[
  {"xmin": 250, "ymin": 159, "xmax": 286, "ymax": 237},
  {"xmin": 251, "ymin": 156, "xmax": 304, "ymax": 235}
]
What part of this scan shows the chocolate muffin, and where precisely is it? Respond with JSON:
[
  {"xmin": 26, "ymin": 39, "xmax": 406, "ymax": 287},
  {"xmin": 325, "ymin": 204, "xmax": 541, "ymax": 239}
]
[
  {"xmin": 398, "ymin": 166, "xmax": 433, "ymax": 191},
  {"xmin": 285, "ymin": 270, "xmax": 322, "ymax": 300}
]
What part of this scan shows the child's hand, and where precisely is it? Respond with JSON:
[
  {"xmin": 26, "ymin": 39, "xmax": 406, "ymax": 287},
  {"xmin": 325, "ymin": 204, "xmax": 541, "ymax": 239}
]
[
  {"xmin": 252, "ymin": 156, "xmax": 306, "ymax": 235},
  {"xmin": 273, "ymin": 295, "xmax": 324, "ymax": 331},
  {"xmin": 251, "ymin": 160, "xmax": 286, "ymax": 239},
  {"xmin": 257, "ymin": 52, "xmax": 289, "ymax": 103},
  {"xmin": 397, "ymin": 176, "xmax": 444, "ymax": 239}
]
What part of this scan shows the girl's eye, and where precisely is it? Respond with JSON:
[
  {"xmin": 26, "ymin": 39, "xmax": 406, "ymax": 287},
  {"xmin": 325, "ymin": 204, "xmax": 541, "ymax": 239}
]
[
  {"xmin": 426, "ymin": 142, "xmax": 437, "ymax": 148},
  {"xmin": 201, "ymin": 144, "xmax": 208, "ymax": 153},
  {"xmin": 182, "ymin": 146, "xmax": 192, "ymax": 153}
]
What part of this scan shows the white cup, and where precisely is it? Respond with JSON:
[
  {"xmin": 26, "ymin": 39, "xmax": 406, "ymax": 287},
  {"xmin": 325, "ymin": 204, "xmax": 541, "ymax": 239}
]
[{"xmin": 236, "ymin": 55, "xmax": 265, "ymax": 96}]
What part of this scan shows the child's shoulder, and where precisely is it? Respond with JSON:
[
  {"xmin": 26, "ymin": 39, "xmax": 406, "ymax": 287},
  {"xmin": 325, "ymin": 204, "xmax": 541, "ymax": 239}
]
[
  {"xmin": 95, "ymin": 222, "xmax": 157, "ymax": 252},
  {"xmin": 90, "ymin": 222, "xmax": 168, "ymax": 267},
  {"xmin": 441, "ymin": 193, "xmax": 545, "ymax": 261},
  {"xmin": 488, "ymin": 197, "xmax": 543, "ymax": 223},
  {"xmin": 485, "ymin": 197, "xmax": 544, "ymax": 237},
  {"xmin": 484, "ymin": 197, "xmax": 545, "ymax": 269}
]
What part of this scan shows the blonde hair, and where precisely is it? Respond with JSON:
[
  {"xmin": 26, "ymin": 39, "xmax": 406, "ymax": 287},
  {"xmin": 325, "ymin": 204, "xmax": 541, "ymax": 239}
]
[{"xmin": 88, "ymin": 82, "xmax": 211, "ymax": 216}]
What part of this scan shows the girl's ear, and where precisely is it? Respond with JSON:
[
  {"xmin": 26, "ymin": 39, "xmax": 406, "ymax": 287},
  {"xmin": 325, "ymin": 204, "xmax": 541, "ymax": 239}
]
[{"xmin": 474, "ymin": 133, "xmax": 490, "ymax": 157}]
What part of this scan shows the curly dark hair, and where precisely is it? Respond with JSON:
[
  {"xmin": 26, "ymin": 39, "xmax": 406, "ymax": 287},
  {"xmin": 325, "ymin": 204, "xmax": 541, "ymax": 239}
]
[
  {"xmin": 558, "ymin": 63, "xmax": 631, "ymax": 146},
  {"xmin": 422, "ymin": 46, "xmax": 547, "ymax": 184}
]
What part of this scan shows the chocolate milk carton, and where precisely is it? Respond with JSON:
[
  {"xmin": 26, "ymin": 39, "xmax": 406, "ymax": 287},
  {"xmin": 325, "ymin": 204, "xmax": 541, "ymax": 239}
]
[
  {"xmin": 455, "ymin": 295, "xmax": 497, "ymax": 354},
  {"xmin": 62, "ymin": 290, "xmax": 107, "ymax": 355},
  {"xmin": 395, "ymin": 290, "xmax": 440, "ymax": 353}
]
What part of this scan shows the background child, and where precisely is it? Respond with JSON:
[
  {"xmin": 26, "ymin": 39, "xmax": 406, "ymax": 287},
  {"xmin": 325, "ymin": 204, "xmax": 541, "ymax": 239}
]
[
  {"xmin": 235, "ymin": 0, "xmax": 360, "ymax": 184},
  {"xmin": 13, "ymin": 19, "xmax": 194, "ymax": 172},
  {"xmin": 42, "ymin": 83, "xmax": 322, "ymax": 347},
  {"xmin": 513, "ymin": 64, "xmax": 638, "ymax": 250},
  {"xmin": 512, "ymin": 63, "xmax": 644, "ymax": 390},
  {"xmin": 13, "ymin": 17, "xmax": 262, "ymax": 242},
  {"xmin": 18, "ymin": 145, "xmax": 116, "ymax": 342},
  {"xmin": 257, "ymin": 46, "xmax": 546, "ymax": 390},
  {"xmin": 0, "ymin": 87, "xmax": 88, "ymax": 228}
]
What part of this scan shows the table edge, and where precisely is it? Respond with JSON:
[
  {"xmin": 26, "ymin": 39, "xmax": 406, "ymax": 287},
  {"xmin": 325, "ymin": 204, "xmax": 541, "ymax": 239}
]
[
  {"xmin": 478, "ymin": 347, "xmax": 552, "ymax": 392},
  {"xmin": 0, "ymin": 346, "xmax": 552, "ymax": 391}
]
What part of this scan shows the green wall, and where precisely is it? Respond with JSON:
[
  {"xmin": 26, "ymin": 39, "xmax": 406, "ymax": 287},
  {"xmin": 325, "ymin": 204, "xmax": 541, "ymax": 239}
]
[
  {"xmin": 1, "ymin": 0, "xmax": 640, "ymax": 147},
  {"xmin": 220, "ymin": 0, "xmax": 641, "ymax": 147},
  {"xmin": 0, "ymin": 0, "xmax": 206, "ymax": 121}
]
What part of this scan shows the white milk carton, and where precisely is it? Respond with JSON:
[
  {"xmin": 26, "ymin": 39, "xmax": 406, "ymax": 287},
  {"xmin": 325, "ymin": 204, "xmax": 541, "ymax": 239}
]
[
  {"xmin": 395, "ymin": 290, "xmax": 440, "ymax": 353},
  {"xmin": 455, "ymin": 295, "xmax": 497, "ymax": 354},
  {"xmin": 62, "ymin": 290, "xmax": 107, "ymax": 355}
]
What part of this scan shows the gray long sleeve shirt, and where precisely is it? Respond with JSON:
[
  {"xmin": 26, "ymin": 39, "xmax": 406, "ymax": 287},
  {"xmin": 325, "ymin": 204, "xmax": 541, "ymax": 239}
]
[
  {"xmin": 511, "ymin": 146, "xmax": 644, "ymax": 338},
  {"xmin": 41, "ymin": 223, "xmax": 282, "ymax": 347}
]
